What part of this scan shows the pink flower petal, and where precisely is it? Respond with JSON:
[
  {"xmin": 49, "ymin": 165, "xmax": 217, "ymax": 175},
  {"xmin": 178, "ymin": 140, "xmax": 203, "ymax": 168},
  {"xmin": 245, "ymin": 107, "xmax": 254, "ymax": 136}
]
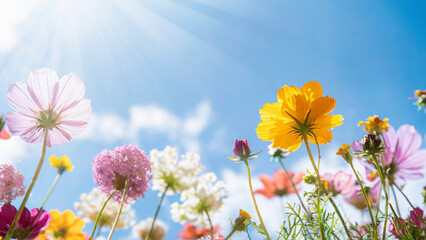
[
  {"xmin": 394, "ymin": 125, "xmax": 422, "ymax": 161},
  {"xmin": 54, "ymin": 72, "xmax": 85, "ymax": 112},
  {"xmin": 7, "ymin": 82, "xmax": 40, "ymax": 115},
  {"xmin": 27, "ymin": 68, "xmax": 60, "ymax": 111}
]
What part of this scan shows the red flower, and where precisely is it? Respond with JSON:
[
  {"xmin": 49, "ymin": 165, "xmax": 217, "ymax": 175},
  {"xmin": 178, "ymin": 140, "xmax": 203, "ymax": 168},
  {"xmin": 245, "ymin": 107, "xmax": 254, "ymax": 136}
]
[
  {"xmin": 177, "ymin": 222, "xmax": 220, "ymax": 239},
  {"xmin": 255, "ymin": 170, "xmax": 304, "ymax": 198}
]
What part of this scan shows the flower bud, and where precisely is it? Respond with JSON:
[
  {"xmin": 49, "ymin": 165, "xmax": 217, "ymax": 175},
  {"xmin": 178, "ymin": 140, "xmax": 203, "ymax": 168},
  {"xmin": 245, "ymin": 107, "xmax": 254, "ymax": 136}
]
[
  {"xmin": 361, "ymin": 133, "xmax": 381, "ymax": 152},
  {"xmin": 303, "ymin": 174, "xmax": 317, "ymax": 185},
  {"xmin": 232, "ymin": 209, "xmax": 251, "ymax": 232},
  {"xmin": 233, "ymin": 139, "xmax": 251, "ymax": 158}
]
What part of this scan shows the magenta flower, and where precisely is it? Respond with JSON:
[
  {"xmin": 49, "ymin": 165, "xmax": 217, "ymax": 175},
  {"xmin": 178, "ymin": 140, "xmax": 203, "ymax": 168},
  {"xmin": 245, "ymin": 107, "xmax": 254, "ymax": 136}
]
[
  {"xmin": 233, "ymin": 139, "xmax": 251, "ymax": 158},
  {"xmin": 409, "ymin": 207, "xmax": 424, "ymax": 228},
  {"xmin": 0, "ymin": 164, "xmax": 25, "ymax": 203},
  {"xmin": 0, "ymin": 204, "xmax": 50, "ymax": 239},
  {"xmin": 6, "ymin": 68, "xmax": 91, "ymax": 147},
  {"xmin": 389, "ymin": 218, "xmax": 406, "ymax": 239},
  {"xmin": 323, "ymin": 171, "xmax": 355, "ymax": 196},
  {"xmin": 92, "ymin": 144, "xmax": 152, "ymax": 204}
]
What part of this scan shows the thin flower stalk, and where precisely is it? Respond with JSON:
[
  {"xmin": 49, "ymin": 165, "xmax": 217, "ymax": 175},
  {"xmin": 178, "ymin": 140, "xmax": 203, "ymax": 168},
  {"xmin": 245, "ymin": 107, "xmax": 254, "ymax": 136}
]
[
  {"xmin": 277, "ymin": 158, "xmax": 311, "ymax": 220},
  {"xmin": 4, "ymin": 130, "xmax": 49, "ymax": 240},
  {"xmin": 107, "ymin": 178, "xmax": 129, "ymax": 240},
  {"xmin": 390, "ymin": 185, "xmax": 402, "ymax": 218},
  {"xmin": 40, "ymin": 174, "xmax": 61, "ymax": 208},
  {"xmin": 371, "ymin": 153, "xmax": 389, "ymax": 240},
  {"xmin": 393, "ymin": 183, "xmax": 426, "ymax": 226},
  {"xmin": 303, "ymin": 136, "xmax": 352, "ymax": 240},
  {"xmin": 205, "ymin": 209, "xmax": 214, "ymax": 239},
  {"xmin": 348, "ymin": 162, "xmax": 377, "ymax": 239},
  {"xmin": 244, "ymin": 160, "xmax": 270, "ymax": 240},
  {"xmin": 146, "ymin": 184, "xmax": 170, "ymax": 240},
  {"xmin": 89, "ymin": 189, "xmax": 118, "ymax": 240}
]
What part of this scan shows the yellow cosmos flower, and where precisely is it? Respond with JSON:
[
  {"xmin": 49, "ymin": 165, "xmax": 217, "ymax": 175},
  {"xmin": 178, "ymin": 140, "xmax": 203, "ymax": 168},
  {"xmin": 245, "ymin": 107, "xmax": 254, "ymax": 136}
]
[
  {"xmin": 358, "ymin": 115, "xmax": 389, "ymax": 134},
  {"xmin": 42, "ymin": 210, "xmax": 85, "ymax": 240},
  {"xmin": 49, "ymin": 155, "xmax": 74, "ymax": 174},
  {"xmin": 336, "ymin": 143, "xmax": 351, "ymax": 156},
  {"xmin": 239, "ymin": 209, "xmax": 251, "ymax": 220},
  {"xmin": 257, "ymin": 81, "xmax": 343, "ymax": 152}
]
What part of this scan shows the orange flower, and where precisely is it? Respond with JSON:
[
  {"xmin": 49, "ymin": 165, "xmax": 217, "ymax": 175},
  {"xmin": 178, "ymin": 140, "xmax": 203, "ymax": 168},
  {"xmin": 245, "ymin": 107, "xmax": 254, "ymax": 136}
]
[
  {"xmin": 255, "ymin": 170, "xmax": 304, "ymax": 198},
  {"xmin": 257, "ymin": 81, "xmax": 343, "ymax": 152},
  {"xmin": 358, "ymin": 115, "xmax": 389, "ymax": 134}
]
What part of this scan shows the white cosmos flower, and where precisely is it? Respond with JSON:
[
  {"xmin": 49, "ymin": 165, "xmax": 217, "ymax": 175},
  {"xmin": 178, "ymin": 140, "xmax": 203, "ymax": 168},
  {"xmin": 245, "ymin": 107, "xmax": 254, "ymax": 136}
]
[{"xmin": 131, "ymin": 218, "xmax": 168, "ymax": 240}]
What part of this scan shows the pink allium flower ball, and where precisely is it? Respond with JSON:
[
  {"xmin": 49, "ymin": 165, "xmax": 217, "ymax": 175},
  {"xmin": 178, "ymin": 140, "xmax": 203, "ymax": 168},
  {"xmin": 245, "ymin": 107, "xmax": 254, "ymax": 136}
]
[
  {"xmin": 0, "ymin": 164, "xmax": 25, "ymax": 203},
  {"xmin": 92, "ymin": 144, "xmax": 152, "ymax": 204}
]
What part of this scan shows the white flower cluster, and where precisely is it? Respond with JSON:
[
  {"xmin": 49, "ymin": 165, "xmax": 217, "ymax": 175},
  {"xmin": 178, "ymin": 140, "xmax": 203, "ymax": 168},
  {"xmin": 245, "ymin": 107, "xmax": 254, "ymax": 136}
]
[
  {"xmin": 74, "ymin": 188, "xmax": 135, "ymax": 230},
  {"xmin": 131, "ymin": 217, "xmax": 168, "ymax": 240},
  {"xmin": 151, "ymin": 146, "xmax": 204, "ymax": 195},
  {"xmin": 198, "ymin": 234, "xmax": 224, "ymax": 240},
  {"xmin": 171, "ymin": 173, "xmax": 228, "ymax": 227}
]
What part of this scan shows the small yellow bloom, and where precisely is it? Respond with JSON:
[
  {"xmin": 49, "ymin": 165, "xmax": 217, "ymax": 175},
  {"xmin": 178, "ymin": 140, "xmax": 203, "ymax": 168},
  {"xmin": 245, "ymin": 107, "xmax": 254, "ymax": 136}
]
[
  {"xmin": 43, "ymin": 210, "xmax": 85, "ymax": 240},
  {"xmin": 336, "ymin": 143, "xmax": 351, "ymax": 156},
  {"xmin": 239, "ymin": 209, "xmax": 251, "ymax": 220},
  {"xmin": 321, "ymin": 178, "xmax": 328, "ymax": 191},
  {"xmin": 358, "ymin": 115, "xmax": 389, "ymax": 134},
  {"xmin": 257, "ymin": 81, "xmax": 343, "ymax": 152},
  {"xmin": 49, "ymin": 155, "xmax": 74, "ymax": 174}
]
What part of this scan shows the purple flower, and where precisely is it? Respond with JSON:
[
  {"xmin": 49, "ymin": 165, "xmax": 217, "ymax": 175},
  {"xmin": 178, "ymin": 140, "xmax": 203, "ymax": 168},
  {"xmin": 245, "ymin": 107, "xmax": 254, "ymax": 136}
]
[
  {"xmin": 0, "ymin": 204, "xmax": 50, "ymax": 239},
  {"xmin": 0, "ymin": 164, "xmax": 25, "ymax": 203},
  {"xmin": 382, "ymin": 125, "xmax": 426, "ymax": 185},
  {"xmin": 233, "ymin": 139, "xmax": 251, "ymax": 158},
  {"xmin": 409, "ymin": 207, "xmax": 424, "ymax": 228},
  {"xmin": 6, "ymin": 68, "xmax": 91, "ymax": 147},
  {"xmin": 93, "ymin": 144, "xmax": 152, "ymax": 204},
  {"xmin": 323, "ymin": 171, "xmax": 355, "ymax": 196},
  {"xmin": 389, "ymin": 217, "xmax": 406, "ymax": 239}
]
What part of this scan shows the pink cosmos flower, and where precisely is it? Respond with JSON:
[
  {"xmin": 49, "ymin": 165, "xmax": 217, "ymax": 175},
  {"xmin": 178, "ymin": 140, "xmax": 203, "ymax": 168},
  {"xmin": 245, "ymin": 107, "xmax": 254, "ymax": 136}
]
[
  {"xmin": 0, "ymin": 164, "xmax": 25, "ymax": 203},
  {"xmin": 344, "ymin": 183, "xmax": 380, "ymax": 210},
  {"xmin": 233, "ymin": 139, "xmax": 250, "ymax": 158},
  {"xmin": 92, "ymin": 144, "xmax": 152, "ymax": 204},
  {"xmin": 0, "ymin": 203, "xmax": 50, "ymax": 239},
  {"xmin": 6, "ymin": 68, "xmax": 91, "ymax": 147},
  {"xmin": 323, "ymin": 171, "xmax": 355, "ymax": 196},
  {"xmin": 255, "ymin": 170, "xmax": 304, "ymax": 198}
]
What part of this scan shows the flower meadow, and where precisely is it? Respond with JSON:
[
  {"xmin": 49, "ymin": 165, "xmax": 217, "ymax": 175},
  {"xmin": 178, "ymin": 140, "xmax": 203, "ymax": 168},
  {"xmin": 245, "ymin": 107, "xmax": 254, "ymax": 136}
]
[{"xmin": 0, "ymin": 69, "xmax": 426, "ymax": 240}]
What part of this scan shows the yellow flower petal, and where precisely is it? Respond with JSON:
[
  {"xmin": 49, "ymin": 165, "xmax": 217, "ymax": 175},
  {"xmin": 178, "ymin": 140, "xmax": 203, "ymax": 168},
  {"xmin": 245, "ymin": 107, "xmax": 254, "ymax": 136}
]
[{"xmin": 301, "ymin": 81, "xmax": 323, "ymax": 101}]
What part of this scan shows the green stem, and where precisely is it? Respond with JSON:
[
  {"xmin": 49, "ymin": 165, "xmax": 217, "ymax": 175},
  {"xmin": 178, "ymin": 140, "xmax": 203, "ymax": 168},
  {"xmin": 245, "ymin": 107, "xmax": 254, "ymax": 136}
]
[
  {"xmin": 371, "ymin": 154, "xmax": 389, "ymax": 240},
  {"xmin": 146, "ymin": 185, "xmax": 170, "ymax": 240},
  {"xmin": 278, "ymin": 158, "xmax": 311, "ymax": 220},
  {"xmin": 302, "ymin": 136, "xmax": 352, "ymax": 240},
  {"xmin": 4, "ymin": 130, "xmax": 49, "ymax": 240},
  {"xmin": 244, "ymin": 160, "xmax": 271, "ymax": 240},
  {"xmin": 205, "ymin": 209, "xmax": 214, "ymax": 239},
  {"xmin": 349, "ymin": 162, "xmax": 377, "ymax": 239},
  {"xmin": 224, "ymin": 229, "xmax": 237, "ymax": 240},
  {"xmin": 41, "ymin": 174, "xmax": 61, "ymax": 208},
  {"xmin": 390, "ymin": 185, "xmax": 402, "ymax": 218},
  {"xmin": 107, "ymin": 179, "xmax": 129, "ymax": 240},
  {"xmin": 89, "ymin": 189, "xmax": 118, "ymax": 240}
]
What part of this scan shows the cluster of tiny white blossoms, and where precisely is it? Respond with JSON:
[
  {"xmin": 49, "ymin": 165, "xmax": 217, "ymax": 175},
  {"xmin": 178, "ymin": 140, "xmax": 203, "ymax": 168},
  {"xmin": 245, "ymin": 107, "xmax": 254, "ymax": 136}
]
[
  {"xmin": 74, "ymin": 188, "xmax": 135, "ymax": 229},
  {"xmin": 131, "ymin": 217, "xmax": 168, "ymax": 240},
  {"xmin": 151, "ymin": 146, "xmax": 204, "ymax": 195},
  {"xmin": 170, "ymin": 172, "xmax": 228, "ymax": 227}
]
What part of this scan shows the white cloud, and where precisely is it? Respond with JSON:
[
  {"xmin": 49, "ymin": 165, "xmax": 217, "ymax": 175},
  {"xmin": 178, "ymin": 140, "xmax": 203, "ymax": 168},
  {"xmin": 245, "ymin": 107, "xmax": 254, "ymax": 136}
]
[
  {"xmin": 0, "ymin": 1, "xmax": 40, "ymax": 52},
  {"xmin": 77, "ymin": 100, "xmax": 212, "ymax": 153},
  {"xmin": 0, "ymin": 137, "xmax": 27, "ymax": 165}
]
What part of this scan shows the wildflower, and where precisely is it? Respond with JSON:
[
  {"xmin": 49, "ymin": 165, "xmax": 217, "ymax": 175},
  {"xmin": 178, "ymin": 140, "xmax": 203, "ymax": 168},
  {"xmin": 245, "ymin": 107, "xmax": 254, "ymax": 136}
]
[
  {"xmin": 0, "ymin": 116, "xmax": 11, "ymax": 140},
  {"xmin": 171, "ymin": 173, "xmax": 227, "ymax": 227},
  {"xmin": 74, "ymin": 188, "xmax": 135, "ymax": 229},
  {"xmin": 267, "ymin": 144, "xmax": 289, "ymax": 161},
  {"xmin": 229, "ymin": 139, "xmax": 258, "ymax": 162},
  {"xmin": 257, "ymin": 81, "xmax": 343, "ymax": 152},
  {"xmin": 232, "ymin": 209, "xmax": 251, "ymax": 232},
  {"xmin": 92, "ymin": 144, "xmax": 152, "ymax": 203},
  {"xmin": 131, "ymin": 218, "xmax": 168, "ymax": 240},
  {"xmin": 177, "ymin": 223, "xmax": 220, "ymax": 239},
  {"xmin": 388, "ymin": 217, "xmax": 406, "ymax": 239},
  {"xmin": 358, "ymin": 115, "xmax": 389, "ymax": 134},
  {"xmin": 0, "ymin": 164, "xmax": 25, "ymax": 203},
  {"xmin": 361, "ymin": 133, "xmax": 382, "ymax": 152},
  {"xmin": 255, "ymin": 170, "xmax": 304, "ymax": 198},
  {"xmin": 0, "ymin": 204, "xmax": 50, "ymax": 239},
  {"xmin": 42, "ymin": 210, "xmax": 85, "ymax": 240},
  {"xmin": 5, "ymin": 68, "xmax": 91, "ymax": 147},
  {"xmin": 322, "ymin": 171, "xmax": 355, "ymax": 196},
  {"xmin": 363, "ymin": 125, "xmax": 426, "ymax": 186},
  {"xmin": 49, "ymin": 155, "xmax": 74, "ymax": 174},
  {"xmin": 344, "ymin": 183, "xmax": 380, "ymax": 210},
  {"xmin": 336, "ymin": 143, "xmax": 353, "ymax": 162},
  {"xmin": 151, "ymin": 146, "xmax": 203, "ymax": 196},
  {"xmin": 410, "ymin": 89, "xmax": 426, "ymax": 111},
  {"xmin": 409, "ymin": 207, "xmax": 424, "ymax": 228}
]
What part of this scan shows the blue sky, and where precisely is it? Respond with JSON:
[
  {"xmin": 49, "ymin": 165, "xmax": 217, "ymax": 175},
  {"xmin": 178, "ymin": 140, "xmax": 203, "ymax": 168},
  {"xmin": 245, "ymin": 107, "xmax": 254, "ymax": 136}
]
[{"xmin": 0, "ymin": 1, "xmax": 425, "ymax": 239}]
